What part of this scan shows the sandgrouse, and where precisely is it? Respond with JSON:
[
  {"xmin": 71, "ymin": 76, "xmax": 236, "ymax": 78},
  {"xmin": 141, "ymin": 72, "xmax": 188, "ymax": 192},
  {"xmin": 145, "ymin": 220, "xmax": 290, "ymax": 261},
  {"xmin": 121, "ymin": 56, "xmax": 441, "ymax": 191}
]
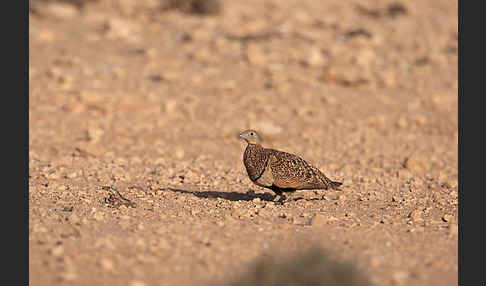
[{"xmin": 239, "ymin": 129, "xmax": 342, "ymax": 202}]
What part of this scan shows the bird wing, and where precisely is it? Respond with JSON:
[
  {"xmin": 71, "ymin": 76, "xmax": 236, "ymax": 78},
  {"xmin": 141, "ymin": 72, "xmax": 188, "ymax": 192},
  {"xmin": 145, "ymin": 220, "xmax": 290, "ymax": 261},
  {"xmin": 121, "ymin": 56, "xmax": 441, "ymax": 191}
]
[{"xmin": 267, "ymin": 150, "xmax": 314, "ymax": 189}]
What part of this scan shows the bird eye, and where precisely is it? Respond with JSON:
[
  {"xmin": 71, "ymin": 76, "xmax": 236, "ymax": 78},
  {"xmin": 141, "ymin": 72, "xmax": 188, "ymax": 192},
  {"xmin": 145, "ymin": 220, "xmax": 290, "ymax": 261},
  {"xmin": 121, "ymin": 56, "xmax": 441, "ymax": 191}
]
[{"xmin": 250, "ymin": 132, "xmax": 254, "ymax": 136}]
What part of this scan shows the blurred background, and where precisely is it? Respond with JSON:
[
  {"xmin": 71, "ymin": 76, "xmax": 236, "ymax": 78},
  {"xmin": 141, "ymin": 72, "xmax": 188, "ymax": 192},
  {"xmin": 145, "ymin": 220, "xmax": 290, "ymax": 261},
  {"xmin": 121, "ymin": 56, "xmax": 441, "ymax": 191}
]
[{"xmin": 29, "ymin": 0, "xmax": 458, "ymax": 285}]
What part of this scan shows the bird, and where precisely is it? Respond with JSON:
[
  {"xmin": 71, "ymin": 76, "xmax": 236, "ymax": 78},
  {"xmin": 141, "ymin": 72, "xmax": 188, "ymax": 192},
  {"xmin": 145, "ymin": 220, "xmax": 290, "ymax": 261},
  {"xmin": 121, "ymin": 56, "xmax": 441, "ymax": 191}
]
[{"xmin": 238, "ymin": 129, "xmax": 342, "ymax": 202}]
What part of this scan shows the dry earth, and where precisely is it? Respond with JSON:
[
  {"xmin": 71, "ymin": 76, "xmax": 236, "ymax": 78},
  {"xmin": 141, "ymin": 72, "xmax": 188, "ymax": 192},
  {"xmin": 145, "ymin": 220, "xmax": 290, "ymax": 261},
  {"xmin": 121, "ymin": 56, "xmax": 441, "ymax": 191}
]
[{"xmin": 29, "ymin": 0, "xmax": 458, "ymax": 285}]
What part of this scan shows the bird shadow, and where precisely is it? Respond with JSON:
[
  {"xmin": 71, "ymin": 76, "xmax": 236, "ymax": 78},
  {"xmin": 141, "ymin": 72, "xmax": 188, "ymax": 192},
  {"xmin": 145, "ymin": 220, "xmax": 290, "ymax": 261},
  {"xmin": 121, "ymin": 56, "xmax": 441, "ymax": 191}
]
[{"xmin": 159, "ymin": 187, "xmax": 276, "ymax": 202}]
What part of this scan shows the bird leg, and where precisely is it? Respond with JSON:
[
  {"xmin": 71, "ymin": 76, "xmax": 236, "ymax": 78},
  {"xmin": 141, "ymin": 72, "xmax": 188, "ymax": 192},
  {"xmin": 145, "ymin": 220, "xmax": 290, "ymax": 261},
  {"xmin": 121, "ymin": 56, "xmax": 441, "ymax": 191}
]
[{"xmin": 271, "ymin": 187, "xmax": 286, "ymax": 203}]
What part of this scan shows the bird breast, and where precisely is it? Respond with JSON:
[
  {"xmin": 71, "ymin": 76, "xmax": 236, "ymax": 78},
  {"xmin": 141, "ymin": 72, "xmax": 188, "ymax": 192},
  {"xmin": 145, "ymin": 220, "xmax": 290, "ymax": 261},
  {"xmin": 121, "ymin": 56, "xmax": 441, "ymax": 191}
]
[{"xmin": 243, "ymin": 144, "xmax": 269, "ymax": 182}]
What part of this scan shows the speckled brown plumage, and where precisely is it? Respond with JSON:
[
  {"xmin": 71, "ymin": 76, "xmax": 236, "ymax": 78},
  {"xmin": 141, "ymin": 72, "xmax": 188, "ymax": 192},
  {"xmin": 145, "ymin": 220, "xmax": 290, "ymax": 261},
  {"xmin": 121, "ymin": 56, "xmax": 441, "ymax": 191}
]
[{"xmin": 239, "ymin": 130, "xmax": 342, "ymax": 201}]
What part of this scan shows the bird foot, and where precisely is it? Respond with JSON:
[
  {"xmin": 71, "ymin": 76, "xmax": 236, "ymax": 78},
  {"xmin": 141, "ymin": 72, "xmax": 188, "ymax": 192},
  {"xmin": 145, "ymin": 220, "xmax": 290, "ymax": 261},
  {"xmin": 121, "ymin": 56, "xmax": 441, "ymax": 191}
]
[{"xmin": 272, "ymin": 194, "xmax": 287, "ymax": 204}]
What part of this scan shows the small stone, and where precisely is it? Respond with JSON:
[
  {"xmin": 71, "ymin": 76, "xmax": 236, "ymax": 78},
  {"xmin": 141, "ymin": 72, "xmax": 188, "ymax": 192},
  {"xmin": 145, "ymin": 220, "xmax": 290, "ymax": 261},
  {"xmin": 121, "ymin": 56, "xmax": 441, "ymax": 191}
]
[
  {"xmin": 87, "ymin": 128, "xmax": 104, "ymax": 143},
  {"xmin": 369, "ymin": 257, "xmax": 381, "ymax": 267},
  {"xmin": 292, "ymin": 216, "xmax": 308, "ymax": 225},
  {"xmin": 442, "ymin": 214, "xmax": 453, "ymax": 222},
  {"xmin": 174, "ymin": 149, "xmax": 185, "ymax": 159},
  {"xmin": 104, "ymin": 18, "xmax": 140, "ymax": 43},
  {"xmin": 69, "ymin": 214, "xmax": 80, "ymax": 224},
  {"xmin": 45, "ymin": 3, "xmax": 79, "ymax": 20},
  {"xmin": 397, "ymin": 117, "xmax": 408, "ymax": 129},
  {"xmin": 100, "ymin": 258, "xmax": 115, "ymax": 272},
  {"xmin": 246, "ymin": 43, "xmax": 266, "ymax": 66},
  {"xmin": 392, "ymin": 270, "xmax": 409, "ymax": 284},
  {"xmin": 404, "ymin": 155, "xmax": 429, "ymax": 176},
  {"xmin": 164, "ymin": 100, "xmax": 178, "ymax": 113},
  {"xmin": 408, "ymin": 210, "xmax": 423, "ymax": 222},
  {"xmin": 93, "ymin": 211, "xmax": 104, "ymax": 222},
  {"xmin": 380, "ymin": 71, "xmax": 396, "ymax": 87},
  {"xmin": 448, "ymin": 224, "xmax": 458, "ymax": 236},
  {"xmin": 50, "ymin": 245, "xmax": 64, "ymax": 257},
  {"xmin": 311, "ymin": 214, "xmax": 327, "ymax": 226},
  {"xmin": 130, "ymin": 280, "xmax": 147, "ymax": 286},
  {"xmin": 398, "ymin": 169, "xmax": 413, "ymax": 180},
  {"xmin": 252, "ymin": 198, "xmax": 261, "ymax": 203},
  {"xmin": 36, "ymin": 28, "xmax": 55, "ymax": 43},
  {"xmin": 414, "ymin": 115, "xmax": 428, "ymax": 126},
  {"xmin": 323, "ymin": 95, "xmax": 338, "ymax": 105},
  {"xmin": 337, "ymin": 194, "xmax": 347, "ymax": 201},
  {"xmin": 59, "ymin": 271, "xmax": 77, "ymax": 281},
  {"xmin": 303, "ymin": 47, "xmax": 326, "ymax": 67},
  {"xmin": 255, "ymin": 121, "xmax": 282, "ymax": 136}
]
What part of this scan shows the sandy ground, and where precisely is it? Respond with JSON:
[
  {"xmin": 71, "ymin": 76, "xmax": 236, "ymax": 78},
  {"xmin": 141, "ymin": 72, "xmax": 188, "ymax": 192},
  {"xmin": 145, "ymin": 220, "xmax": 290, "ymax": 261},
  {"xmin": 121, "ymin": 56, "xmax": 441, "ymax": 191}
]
[{"xmin": 29, "ymin": 0, "xmax": 458, "ymax": 285}]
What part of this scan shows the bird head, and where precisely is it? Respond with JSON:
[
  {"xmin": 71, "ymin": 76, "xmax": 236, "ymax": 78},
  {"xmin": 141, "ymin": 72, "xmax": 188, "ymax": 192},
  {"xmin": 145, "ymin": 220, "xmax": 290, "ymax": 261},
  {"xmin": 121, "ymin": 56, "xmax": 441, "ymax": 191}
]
[{"xmin": 239, "ymin": 129, "xmax": 262, "ymax": 145}]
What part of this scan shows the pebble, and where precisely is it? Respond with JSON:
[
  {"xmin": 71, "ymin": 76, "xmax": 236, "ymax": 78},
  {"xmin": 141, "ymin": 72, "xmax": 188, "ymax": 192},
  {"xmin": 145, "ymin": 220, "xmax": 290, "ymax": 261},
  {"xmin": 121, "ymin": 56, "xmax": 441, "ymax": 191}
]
[
  {"xmin": 50, "ymin": 245, "xmax": 64, "ymax": 257},
  {"xmin": 311, "ymin": 214, "xmax": 327, "ymax": 226},
  {"xmin": 44, "ymin": 3, "xmax": 79, "ymax": 20},
  {"xmin": 36, "ymin": 28, "xmax": 55, "ymax": 44},
  {"xmin": 104, "ymin": 18, "xmax": 140, "ymax": 43},
  {"xmin": 303, "ymin": 47, "xmax": 326, "ymax": 67},
  {"xmin": 87, "ymin": 127, "xmax": 104, "ymax": 143},
  {"xmin": 69, "ymin": 214, "xmax": 81, "ymax": 225},
  {"xmin": 100, "ymin": 258, "xmax": 115, "ymax": 272},
  {"xmin": 93, "ymin": 211, "xmax": 105, "ymax": 222},
  {"xmin": 392, "ymin": 270, "xmax": 409, "ymax": 284},
  {"xmin": 174, "ymin": 149, "xmax": 185, "ymax": 159},
  {"xmin": 404, "ymin": 155, "xmax": 429, "ymax": 177},
  {"xmin": 408, "ymin": 209, "xmax": 423, "ymax": 222},
  {"xmin": 130, "ymin": 280, "xmax": 147, "ymax": 286},
  {"xmin": 414, "ymin": 115, "xmax": 428, "ymax": 126},
  {"xmin": 59, "ymin": 271, "xmax": 77, "ymax": 281},
  {"xmin": 164, "ymin": 100, "xmax": 178, "ymax": 113},
  {"xmin": 255, "ymin": 121, "xmax": 282, "ymax": 136},
  {"xmin": 442, "ymin": 214, "xmax": 453, "ymax": 222},
  {"xmin": 448, "ymin": 224, "xmax": 458, "ymax": 236},
  {"xmin": 246, "ymin": 43, "xmax": 266, "ymax": 66},
  {"xmin": 337, "ymin": 194, "xmax": 347, "ymax": 201},
  {"xmin": 397, "ymin": 117, "xmax": 408, "ymax": 129}
]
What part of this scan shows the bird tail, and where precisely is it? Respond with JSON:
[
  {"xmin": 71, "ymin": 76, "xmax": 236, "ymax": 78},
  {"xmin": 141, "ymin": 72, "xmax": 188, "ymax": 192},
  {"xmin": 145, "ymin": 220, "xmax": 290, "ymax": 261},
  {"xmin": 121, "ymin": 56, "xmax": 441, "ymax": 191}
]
[{"xmin": 329, "ymin": 180, "xmax": 343, "ymax": 190}]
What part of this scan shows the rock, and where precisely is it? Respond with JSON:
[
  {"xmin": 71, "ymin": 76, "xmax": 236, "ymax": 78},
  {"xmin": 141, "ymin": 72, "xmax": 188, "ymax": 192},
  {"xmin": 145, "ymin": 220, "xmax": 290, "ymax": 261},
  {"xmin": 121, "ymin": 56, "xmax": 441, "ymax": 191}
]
[
  {"xmin": 93, "ymin": 211, "xmax": 104, "ymax": 222},
  {"xmin": 69, "ymin": 214, "xmax": 81, "ymax": 225},
  {"xmin": 103, "ymin": 18, "xmax": 140, "ymax": 43},
  {"xmin": 403, "ymin": 155, "xmax": 429, "ymax": 176},
  {"xmin": 408, "ymin": 209, "xmax": 423, "ymax": 222},
  {"xmin": 45, "ymin": 3, "xmax": 79, "ymax": 20},
  {"xmin": 442, "ymin": 214, "xmax": 453, "ymax": 222},
  {"xmin": 396, "ymin": 117, "xmax": 408, "ymax": 129},
  {"xmin": 246, "ymin": 43, "xmax": 266, "ymax": 66},
  {"xmin": 414, "ymin": 115, "xmax": 428, "ymax": 126},
  {"xmin": 59, "ymin": 271, "xmax": 77, "ymax": 281},
  {"xmin": 302, "ymin": 47, "xmax": 326, "ymax": 67},
  {"xmin": 356, "ymin": 48, "xmax": 376, "ymax": 67},
  {"xmin": 337, "ymin": 194, "xmax": 347, "ymax": 201},
  {"xmin": 392, "ymin": 270, "xmax": 409, "ymax": 284},
  {"xmin": 398, "ymin": 169, "xmax": 413, "ymax": 180},
  {"xmin": 369, "ymin": 256, "xmax": 381, "ymax": 267},
  {"xmin": 36, "ymin": 28, "xmax": 55, "ymax": 44},
  {"xmin": 87, "ymin": 127, "xmax": 104, "ymax": 143},
  {"xmin": 164, "ymin": 100, "xmax": 178, "ymax": 113},
  {"xmin": 380, "ymin": 70, "xmax": 396, "ymax": 87},
  {"xmin": 130, "ymin": 280, "xmax": 147, "ymax": 286},
  {"xmin": 50, "ymin": 245, "xmax": 64, "ymax": 257},
  {"xmin": 174, "ymin": 149, "xmax": 185, "ymax": 159},
  {"xmin": 311, "ymin": 214, "xmax": 327, "ymax": 226},
  {"xmin": 100, "ymin": 258, "xmax": 115, "ymax": 272},
  {"xmin": 448, "ymin": 224, "xmax": 458, "ymax": 236},
  {"xmin": 255, "ymin": 121, "xmax": 282, "ymax": 136}
]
